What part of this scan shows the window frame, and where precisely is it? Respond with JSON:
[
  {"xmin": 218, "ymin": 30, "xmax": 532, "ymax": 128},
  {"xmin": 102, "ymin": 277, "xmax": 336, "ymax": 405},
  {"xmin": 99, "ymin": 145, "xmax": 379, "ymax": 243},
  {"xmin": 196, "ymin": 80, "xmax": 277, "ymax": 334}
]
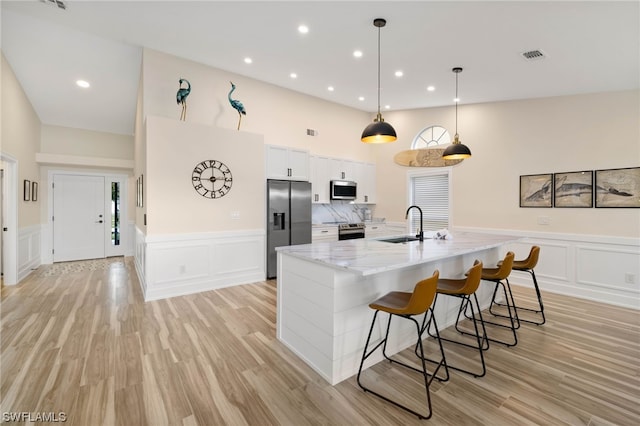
[{"xmin": 406, "ymin": 168, "xmax": 453, "ymax": 235}]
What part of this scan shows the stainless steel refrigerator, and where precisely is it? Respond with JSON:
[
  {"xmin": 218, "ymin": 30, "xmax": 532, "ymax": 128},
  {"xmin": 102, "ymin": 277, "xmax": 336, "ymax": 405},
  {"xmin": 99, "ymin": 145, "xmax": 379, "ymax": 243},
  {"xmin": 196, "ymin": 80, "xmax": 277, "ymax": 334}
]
[{"xmin": 266, "ymin": 179, "xmax": 312, "ymax": 279}]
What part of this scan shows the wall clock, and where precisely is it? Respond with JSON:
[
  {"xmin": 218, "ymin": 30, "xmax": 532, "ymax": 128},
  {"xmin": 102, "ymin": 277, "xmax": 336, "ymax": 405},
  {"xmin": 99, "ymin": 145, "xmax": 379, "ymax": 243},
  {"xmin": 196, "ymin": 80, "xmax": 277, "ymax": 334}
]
[{"xmin": 192, "ymin": 160, "xmax": 233, "ymax": 198}]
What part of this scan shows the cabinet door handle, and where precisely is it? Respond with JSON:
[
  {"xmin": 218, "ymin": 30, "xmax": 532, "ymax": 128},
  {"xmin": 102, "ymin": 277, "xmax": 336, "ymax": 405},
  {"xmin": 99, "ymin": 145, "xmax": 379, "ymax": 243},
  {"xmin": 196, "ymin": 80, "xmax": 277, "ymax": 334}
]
[
  {"xmin": 364, "ymin": 195, "xmax": 368, "ymax": 202},
  {"xmin": 341, "ymin": 171, "xmax": 345, "ymax": 179},
  {"xmin": 315, "ymin": 194, "xmax": 319, "ymax": 202},
  {"xmin": 321, "ymin": 230, "xmax": 329, "ymax": 233}
]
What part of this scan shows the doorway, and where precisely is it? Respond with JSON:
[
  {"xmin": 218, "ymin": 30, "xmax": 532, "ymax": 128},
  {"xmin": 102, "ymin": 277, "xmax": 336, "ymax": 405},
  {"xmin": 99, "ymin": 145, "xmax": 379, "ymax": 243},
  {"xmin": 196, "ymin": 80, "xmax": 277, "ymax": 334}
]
[
  {"xmin": 51, "ymin": 172, "xmax": 127, "ymax": 262},
  {"xmin": 0, "ymin": 153, "xmax": 17, "ymax": 285}
]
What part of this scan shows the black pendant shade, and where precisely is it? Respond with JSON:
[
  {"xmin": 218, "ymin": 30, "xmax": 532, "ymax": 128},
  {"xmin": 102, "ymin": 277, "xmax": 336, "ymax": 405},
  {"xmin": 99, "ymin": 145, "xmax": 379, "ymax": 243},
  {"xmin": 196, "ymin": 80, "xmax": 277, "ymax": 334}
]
[
  {"xmin": 361, "ymin": 113, "xmax": 397, "ymax": 143},
  {"xmin": 442, "ymin": 134, "xmax": 472, "ymax": 159},
  {"xmin": 442, "ymin": 67, "xmax": 471, "ymax": 160},
  {"xmin": 361, "ymin": 18, "xmax": 397, "ymax": 144}
]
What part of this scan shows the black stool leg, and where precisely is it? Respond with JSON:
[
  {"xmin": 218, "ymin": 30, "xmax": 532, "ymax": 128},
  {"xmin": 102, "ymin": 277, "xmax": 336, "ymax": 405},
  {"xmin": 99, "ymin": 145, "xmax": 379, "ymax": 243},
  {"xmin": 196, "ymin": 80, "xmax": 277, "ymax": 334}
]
[
  {"xmin": 357, "ymin": 310, "xmax": 444, "ymax": 420},
  {"xmin": 428, "ymin": 293, "xmax": 488, "ymax": 377},
  {"xmin": 475, "ymin": 279, "xmax": 519, "ymax": 347},
  {"xmin": 491, "ymin": 268, "xmax": 546, "ymax": 325}
]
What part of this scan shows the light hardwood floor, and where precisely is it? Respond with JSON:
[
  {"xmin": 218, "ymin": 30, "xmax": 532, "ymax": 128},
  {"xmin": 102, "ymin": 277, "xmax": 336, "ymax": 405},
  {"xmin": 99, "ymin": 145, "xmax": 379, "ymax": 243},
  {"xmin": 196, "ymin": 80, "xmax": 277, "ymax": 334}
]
[{"xmin": 1, "ymin": 257, "xmax": 638, "ymax": 425}]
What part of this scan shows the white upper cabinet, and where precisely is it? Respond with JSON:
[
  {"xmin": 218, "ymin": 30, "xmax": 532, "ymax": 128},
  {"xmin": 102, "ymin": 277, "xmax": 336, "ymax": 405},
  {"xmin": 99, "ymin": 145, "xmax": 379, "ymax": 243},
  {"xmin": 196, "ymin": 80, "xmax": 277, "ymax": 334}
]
[
  {"xmin": 266, "ymin": 145, "xmax": 310, "ymax": 181},
  {"xmin": 310, "ymin": 155, "xmax": 376, "ymax": 204},
  {"xmin": 310, "ymin": 155, "xmax": 330, "ymax": 203},
  {"xmin": 328, "ymin": 158, "xmax": 357, "ymax": 181},
  {"xmin": 356, "ymin": 162, "xmax": 376, "ymax": 204}
]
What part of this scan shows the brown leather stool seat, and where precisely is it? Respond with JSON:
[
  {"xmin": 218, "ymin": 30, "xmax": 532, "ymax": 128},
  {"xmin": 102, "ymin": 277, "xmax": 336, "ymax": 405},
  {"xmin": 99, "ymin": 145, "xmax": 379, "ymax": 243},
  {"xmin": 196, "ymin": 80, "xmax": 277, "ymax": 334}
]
[
  {"xmin": 492, "ymin": 246, "xmax": 545, "ymax": 325},
  {"xmin": 357, "ymin": 270, "xmax": 448, "ymax": 420}
]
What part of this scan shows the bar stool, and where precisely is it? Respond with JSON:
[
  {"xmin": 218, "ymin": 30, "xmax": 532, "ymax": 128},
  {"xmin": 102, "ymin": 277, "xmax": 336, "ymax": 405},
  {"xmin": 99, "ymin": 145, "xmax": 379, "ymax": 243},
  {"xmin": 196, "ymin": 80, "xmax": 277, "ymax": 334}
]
[
  {"xmin": 356, "ymin": 270, "xmax": 448, "ymax": 420},
  {"xmin": 474, "ymin": 252, "xmax": 519, "ymax": 347},
  {"xmin": 420, "ymin": 260, "xmax": 489, "ymax": 378},
  {"xmin": 491, "ymin": 246, "xmax": 545, "ymax": 325}
]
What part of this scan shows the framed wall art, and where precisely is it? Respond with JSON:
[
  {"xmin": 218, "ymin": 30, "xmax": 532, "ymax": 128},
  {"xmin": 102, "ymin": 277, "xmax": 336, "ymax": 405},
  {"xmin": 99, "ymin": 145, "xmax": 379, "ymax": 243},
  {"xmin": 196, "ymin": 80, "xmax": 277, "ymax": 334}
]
[
  {"xmin": 31, "ymin": 181, "xmax": 38, "ymax": 202},
  {"xmin": 553, "ymin": 171, "xmax": 593, "ymax": 208},
  {"xmin": 595, "ymin": 167, "xmax": 640, "ymax": 208},
  {"xmin": 23, "ymin": 179, "xmax": 30, "ymax": 201},
  {"xmin": 520, "ymin": 173, "xmax": 552, "ymax": 207}
]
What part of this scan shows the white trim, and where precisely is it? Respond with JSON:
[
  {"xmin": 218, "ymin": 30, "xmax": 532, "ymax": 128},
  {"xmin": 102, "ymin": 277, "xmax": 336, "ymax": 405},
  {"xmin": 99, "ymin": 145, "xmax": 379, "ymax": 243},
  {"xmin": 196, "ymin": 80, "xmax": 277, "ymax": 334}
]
[
  {"xmin": 36, "ymin": 152, "xmax": 134, "ymax": 170},
  {"xmin": 136, "ymin": 228, "xmax": 265, "ymax": 301},
  {"xmin": 1, "ymin": 153, "xmax": 18, "ymax": 285},
  {"xmin": 455, "ymin": 225, "xmax": 640, "ymax": 309},
  {"xmin": 17, "ymin": 224, "xmax": 41, "ymax": 282},
  {"xmin": 46, "ymin": 169, "xmax": 130, "ymax": 263}
]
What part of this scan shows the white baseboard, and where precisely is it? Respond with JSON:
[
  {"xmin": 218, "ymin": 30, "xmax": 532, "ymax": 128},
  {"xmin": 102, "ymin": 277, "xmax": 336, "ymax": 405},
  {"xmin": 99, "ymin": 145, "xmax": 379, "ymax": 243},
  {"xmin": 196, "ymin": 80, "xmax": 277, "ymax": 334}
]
[
  {"xmin": 455, "ymin": 226, "xmax": 640, "ymax": 310},
  {"xmin": 135, "ymin": 228, "xmax": 265, "ymax": 301}
]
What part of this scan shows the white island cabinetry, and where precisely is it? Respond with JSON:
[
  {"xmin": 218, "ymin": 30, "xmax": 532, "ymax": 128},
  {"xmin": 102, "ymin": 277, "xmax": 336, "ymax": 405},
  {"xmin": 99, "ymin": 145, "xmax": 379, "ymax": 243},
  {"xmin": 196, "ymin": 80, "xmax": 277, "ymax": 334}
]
[{"xmin": 276, "ymin": 232, "xmax": 520, "ymax": 385}]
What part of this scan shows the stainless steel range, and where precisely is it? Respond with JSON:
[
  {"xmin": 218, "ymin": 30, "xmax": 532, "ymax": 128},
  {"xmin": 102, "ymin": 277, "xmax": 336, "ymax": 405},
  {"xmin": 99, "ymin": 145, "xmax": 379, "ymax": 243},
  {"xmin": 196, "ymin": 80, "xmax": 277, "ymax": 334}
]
[{"xmin": 338, "ymin": 223, "xmax": 365, "ymax": 240}]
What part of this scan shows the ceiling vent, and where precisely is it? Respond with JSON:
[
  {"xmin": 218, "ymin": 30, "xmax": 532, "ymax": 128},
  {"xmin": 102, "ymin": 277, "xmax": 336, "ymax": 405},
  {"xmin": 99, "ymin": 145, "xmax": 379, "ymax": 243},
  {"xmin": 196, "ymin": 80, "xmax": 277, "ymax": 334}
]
[
  {"xmin": 40, "ymin": 0, "xmax": 67, "ymax": 10},
  {"xmin": 522, "ymin": 50, "xmax": 546, "ymax": 61}
]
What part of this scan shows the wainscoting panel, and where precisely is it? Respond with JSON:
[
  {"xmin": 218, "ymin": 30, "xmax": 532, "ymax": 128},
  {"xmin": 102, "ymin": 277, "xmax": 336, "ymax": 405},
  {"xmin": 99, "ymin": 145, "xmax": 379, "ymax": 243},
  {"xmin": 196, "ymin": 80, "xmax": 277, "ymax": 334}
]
[
  {"xmin": 137, "ymin": 229, "xmax": 265, "ymax": 301},
  {"xmin": 17, "ymin": 225, "xmax": 41, "ymax": 282},
  {"xmin": 457, "ymin": 227, "xmax": 640, "ymax": 309},
  {"xmin": 577, "ymin": 245, "xmax": 640, "ymax": 293}
]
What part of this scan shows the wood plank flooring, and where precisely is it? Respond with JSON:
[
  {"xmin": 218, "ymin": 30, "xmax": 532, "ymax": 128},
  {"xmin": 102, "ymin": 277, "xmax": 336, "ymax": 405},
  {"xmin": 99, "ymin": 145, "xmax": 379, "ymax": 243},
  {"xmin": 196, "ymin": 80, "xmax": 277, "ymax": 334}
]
[{"xmin": 1, "ymin": 257, "xmax": 639, "ymax": 425}]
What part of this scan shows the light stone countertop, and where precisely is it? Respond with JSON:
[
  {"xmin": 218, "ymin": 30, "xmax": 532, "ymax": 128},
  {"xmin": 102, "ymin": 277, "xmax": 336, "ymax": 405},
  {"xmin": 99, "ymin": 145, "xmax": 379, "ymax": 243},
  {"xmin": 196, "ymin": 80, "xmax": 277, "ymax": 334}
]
[{"xmin": 276, "ymin": 231, "xmax": 521, "ymax": 276}]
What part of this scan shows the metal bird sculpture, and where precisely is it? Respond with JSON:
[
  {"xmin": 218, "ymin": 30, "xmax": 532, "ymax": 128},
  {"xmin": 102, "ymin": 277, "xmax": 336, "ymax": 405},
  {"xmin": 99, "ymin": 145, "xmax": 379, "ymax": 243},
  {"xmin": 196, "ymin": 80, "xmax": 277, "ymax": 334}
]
[
  {"xmin": 228, "ymin": 81, "xmax": 246, "ymax": 130},
  {"xmin": 177, "ymin": 78, "xmax": 191, "ymax": 121}
]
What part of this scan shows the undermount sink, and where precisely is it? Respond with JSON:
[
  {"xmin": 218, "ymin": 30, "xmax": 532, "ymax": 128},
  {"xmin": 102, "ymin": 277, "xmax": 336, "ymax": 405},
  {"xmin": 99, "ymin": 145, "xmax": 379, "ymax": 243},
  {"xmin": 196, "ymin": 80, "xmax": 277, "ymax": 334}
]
[{"xmin": 378, "ymin": 236, "xmax": 421, "ymax": 244}]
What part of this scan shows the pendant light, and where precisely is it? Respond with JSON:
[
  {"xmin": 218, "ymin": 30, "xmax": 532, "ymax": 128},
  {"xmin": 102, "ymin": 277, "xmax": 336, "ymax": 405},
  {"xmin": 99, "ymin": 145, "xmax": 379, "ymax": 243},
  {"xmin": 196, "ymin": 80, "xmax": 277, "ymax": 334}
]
[
  {"xmin": 442, "ymin": 67, "xmax": 472, "ymax": 159},
  {"xmin": 361, "ymin": 18, "xmax": 397, "ymax": 144}
]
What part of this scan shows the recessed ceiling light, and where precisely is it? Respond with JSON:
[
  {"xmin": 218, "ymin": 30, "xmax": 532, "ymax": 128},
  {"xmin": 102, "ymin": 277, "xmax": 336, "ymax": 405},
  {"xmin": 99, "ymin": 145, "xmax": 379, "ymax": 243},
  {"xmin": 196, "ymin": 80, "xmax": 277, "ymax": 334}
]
[
  {"xmin": 454, "ymin": 97, "xmax": 460, "ymax": 102},
  {"xmin": 327, "ymin": 86, "xmax": 334, "ymax": 92},
  {"xmin": 384, "ymin": 105, "xmax": 390, "ymax": 110},
  {"xmin": 353, "ymin": 50, "xmax": 363, "ymax": 58},
  {"xmin": 427, "ymin": 86, "xmax": 435, "ymax": 92},
  {"xmin": 358, "ymin": 96, "xmax": 365, "ymax": 101},
  {"xmin": 298, "ymin": 25, "xmax": 309, "ymax": 34},
  {"xmin": 290, "ymin": 72, "xmax": 298, "ymax": 79},
  {"xmin": 395, "ymin": 70, "xmax": 403, "ymax": 77},
  {"xmin": 244, "ymin": 57, "xmax": 253, "ymax": 64},
  {"xmin": 76, "ymin": 80, "xmax": 90, "ymax": 88}
]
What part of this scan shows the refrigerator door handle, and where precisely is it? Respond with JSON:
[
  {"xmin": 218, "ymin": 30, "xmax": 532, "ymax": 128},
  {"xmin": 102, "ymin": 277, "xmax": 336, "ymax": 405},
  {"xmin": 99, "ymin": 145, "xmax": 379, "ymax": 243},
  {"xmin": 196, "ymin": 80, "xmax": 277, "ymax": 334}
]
[{"xmin": 274, "ymin": 212, "xmax": 286, "ymax": 230}]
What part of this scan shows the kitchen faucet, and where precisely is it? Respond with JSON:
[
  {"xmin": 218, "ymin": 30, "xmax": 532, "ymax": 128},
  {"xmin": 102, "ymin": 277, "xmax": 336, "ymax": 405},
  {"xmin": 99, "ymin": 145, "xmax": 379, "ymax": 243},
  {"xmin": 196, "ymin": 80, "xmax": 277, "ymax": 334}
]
[{"xmin": 405, "ymin": 205, "xmax": 424, "ymax": 242}]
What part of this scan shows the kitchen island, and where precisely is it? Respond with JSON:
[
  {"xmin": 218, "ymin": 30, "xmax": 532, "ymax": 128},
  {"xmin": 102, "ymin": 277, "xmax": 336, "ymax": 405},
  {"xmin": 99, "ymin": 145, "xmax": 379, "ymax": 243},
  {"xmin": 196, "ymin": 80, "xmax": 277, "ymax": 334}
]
[{"xmin": 276, "ymin": 231, "xmax": 520, "ymax": 385}]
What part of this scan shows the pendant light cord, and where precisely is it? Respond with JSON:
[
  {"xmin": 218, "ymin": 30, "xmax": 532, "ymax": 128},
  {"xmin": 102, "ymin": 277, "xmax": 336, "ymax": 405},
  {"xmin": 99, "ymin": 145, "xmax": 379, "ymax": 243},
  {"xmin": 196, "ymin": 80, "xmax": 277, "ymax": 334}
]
[
  {"xmin": 377, "ymin": 24, "xmax": 381, "ymax": 116},
  {"xmin": 455, "ymin": 70, "xmax": 459, "ymax": 135}
]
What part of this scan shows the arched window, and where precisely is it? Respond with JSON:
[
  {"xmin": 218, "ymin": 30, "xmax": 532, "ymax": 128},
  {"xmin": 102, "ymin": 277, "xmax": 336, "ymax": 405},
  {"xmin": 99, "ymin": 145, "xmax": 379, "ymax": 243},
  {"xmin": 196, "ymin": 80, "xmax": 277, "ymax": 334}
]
[{"xmin": 411, "ymin": 125, "xmax": 451, "ymax": 150}]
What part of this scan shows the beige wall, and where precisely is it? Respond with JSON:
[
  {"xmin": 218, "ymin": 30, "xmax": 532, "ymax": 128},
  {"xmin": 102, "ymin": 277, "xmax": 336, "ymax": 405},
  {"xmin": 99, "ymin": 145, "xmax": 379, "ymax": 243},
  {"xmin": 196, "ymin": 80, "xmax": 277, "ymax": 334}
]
[
  {"xmin": 1, "ymin": 53, "xmax": 41, "ymax": 227},
  {"xmin": 375, "ymin": 90, "xmax": 640, "ymax": 237},
  {"xmin": 41, "ymin": 125, "xmax": 133, "ymax": 159},
  {"xmin": 141, "ymin": 49, "xmax": 374, "ymax": 162},
  {"xmin": 146, "ymin": 116, "xmax": 264, "ymax": 234}
]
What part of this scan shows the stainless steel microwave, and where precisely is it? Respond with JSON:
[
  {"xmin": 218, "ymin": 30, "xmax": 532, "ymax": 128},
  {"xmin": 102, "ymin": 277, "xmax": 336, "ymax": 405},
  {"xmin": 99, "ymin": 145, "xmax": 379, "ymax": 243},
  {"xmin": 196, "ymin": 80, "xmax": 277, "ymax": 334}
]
[{"xmin": 330, "ymin": 180, "xmax": 357, "ymax": 200}]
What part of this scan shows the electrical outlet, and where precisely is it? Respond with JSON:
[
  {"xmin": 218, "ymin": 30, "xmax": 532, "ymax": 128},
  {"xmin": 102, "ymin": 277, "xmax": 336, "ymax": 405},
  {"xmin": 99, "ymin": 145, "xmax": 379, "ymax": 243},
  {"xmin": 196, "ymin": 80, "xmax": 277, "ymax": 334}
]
[
  {"xmin": 625, "ymin": 273, "xmax": 636, "ymax": 284},
  {"xmin": 231, "ymin": 211, "xmax": 240, "ymax": 219},
  {"xmin": 537, "ymin": 216, "xmax": 550, "ymax": 225}
]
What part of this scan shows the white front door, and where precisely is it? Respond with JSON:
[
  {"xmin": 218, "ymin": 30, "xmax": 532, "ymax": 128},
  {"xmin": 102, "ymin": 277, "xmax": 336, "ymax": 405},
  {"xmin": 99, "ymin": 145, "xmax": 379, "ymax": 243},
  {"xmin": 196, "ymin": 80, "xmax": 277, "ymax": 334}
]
[{"xmin": 53, "ymin": 174, "xmax": 105, "ymax": 262}]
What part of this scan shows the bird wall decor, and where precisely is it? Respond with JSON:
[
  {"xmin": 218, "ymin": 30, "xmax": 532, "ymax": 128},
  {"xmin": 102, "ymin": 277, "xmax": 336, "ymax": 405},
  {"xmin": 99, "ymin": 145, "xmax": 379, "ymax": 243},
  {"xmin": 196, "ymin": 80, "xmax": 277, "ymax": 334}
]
[
  {"xmin": 228, "ymin": 81, "xmax": 246, "ymax": 130},
  {"xmin": 176, "ymin": 78, "xmax": 191, "ymax": 121}
]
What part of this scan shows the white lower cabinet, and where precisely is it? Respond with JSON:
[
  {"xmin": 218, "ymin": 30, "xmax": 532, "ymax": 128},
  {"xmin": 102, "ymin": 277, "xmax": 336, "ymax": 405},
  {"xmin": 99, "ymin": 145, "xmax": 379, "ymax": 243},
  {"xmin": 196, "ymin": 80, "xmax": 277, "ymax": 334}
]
[{"xmin": 312, "ymin": 226, "xmax": 338, "ymax": 243}]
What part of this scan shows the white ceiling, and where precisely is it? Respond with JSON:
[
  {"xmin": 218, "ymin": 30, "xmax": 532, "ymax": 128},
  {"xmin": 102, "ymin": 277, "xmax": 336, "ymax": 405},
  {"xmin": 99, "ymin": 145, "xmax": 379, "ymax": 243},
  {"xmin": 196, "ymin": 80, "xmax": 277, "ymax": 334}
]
[{"xmin": 2, "ymin": 1, "xmax": 639, "ymax": 136}]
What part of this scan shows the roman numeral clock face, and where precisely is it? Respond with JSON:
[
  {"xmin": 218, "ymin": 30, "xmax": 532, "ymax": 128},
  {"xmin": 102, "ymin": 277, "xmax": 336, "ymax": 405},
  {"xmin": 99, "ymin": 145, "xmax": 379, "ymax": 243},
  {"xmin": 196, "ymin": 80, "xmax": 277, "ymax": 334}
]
[{"xmin": 192, "ymin": 160, "xmax": 233, "ymax": 199}]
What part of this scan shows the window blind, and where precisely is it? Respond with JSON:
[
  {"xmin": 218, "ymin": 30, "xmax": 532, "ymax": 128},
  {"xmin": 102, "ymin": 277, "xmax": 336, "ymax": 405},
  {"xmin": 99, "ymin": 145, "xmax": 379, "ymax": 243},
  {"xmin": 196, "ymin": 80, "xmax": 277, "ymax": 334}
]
[{"xmin": 409, "ymin": 172, "xmax": 449, "ymax": 233}]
